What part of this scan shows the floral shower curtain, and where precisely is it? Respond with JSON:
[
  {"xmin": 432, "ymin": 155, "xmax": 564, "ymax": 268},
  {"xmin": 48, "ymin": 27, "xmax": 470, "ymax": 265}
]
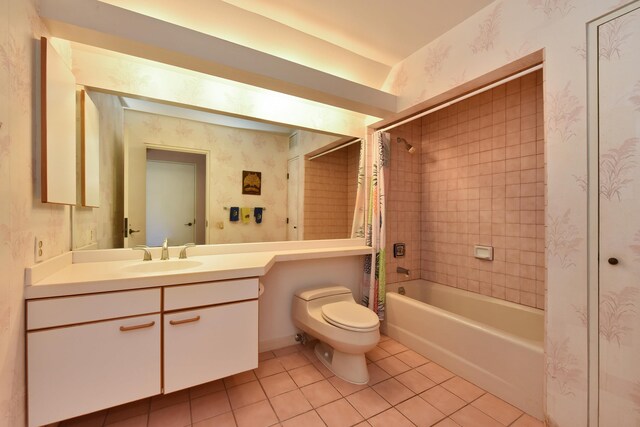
[{"xmin": 361, "ymin": 131, "xmax": 389, "ymax": 319}]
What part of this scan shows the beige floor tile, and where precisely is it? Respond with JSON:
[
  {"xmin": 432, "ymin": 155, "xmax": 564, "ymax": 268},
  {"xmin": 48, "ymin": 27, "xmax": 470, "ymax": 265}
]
[
  {"xmin": 189, "ymin": 379, "xmax": 225, "ymax": 399},
  {"xmin": 366, "ymin": 363, "xmax": 391, "ymax": 385},
  {"xmin": 365, "ymin": 346, "xmax": 391, "ymax": 362},
  {"xmin": 511, "ymin": 414, "xmax": 545, "ymax": 427},
  {"xmin": 378, "ymin": 339, "xmax": 409, "ymax": 355},
  {"xmin": 328, "ymin": 375, "xmax": 368, "ymax": 397},
  {"xmin": 416, "ymin": 363, "xmax": 455, "ymax": 384},
  {"xmin": 316, "ymin": 398, "xmax": 364, "ymax": 427},
  {"xmin": 273, "ymin": 345, "xmax": 301, "ymax": 357},
  {"xmin": 312, "ymin": 360, "xmax": 335, "ymax": 379},
  {"xmin": 378, "ymin": 334, "xmax": 391, "ymax": 342},
  {"xmin": 259, "ymin": 372, "xmax": 297, "ymax": 398},
  {"xmin": 258, "ymin": 351, "xmax": 276, "ymax": 362},
  {"xmin": 471, "ymin": 393, "xmax": 523, "ymax": 425},
  {"xmin": 300, "ymin": 379, "xmax": 342, "ymax": 408},
  {"xmin": 104, "ymin": 398, "xmax": 149, "ymax": 424},
  {"xmin": 192, "ymin": 411, "xmax": 236, "ymax": 427},
  {"xmin": 191, "ymin": 390, "xmax": 231, "ymax": 423},
  {"xmin": 372, "ymin": 378, "xmax": 414, "ymax": 406},
  {"xmin": 233, "ymin": 400, "xmax": 278, "ymax": 427},
  {"xmin": 367, "ymin": 408, "xmax": 414, "ymax": 427},
  {"xmin": 289, "ymin": 364, "xmax": 324, "ymax": 387},
  {"xmin": 420, "ymin": 385, "xmax": 466, "ymax": 416},
  {"xmin": 227, "ymin": 381, "xmax": 267, "ymax": 409},
  {"xmin": 396, "ymin": 395, "xmax": 446, "ymax": 427},
  {"xmin": 450, "ymin": 405, "xmax": 502, "ymax": 427},
  {"xmin": 269, "ymin": 389, "xmax": 313, "ymax": 421},
  {"xmin": 224, "ymin": 370, "xmax": 258, "ymax": 388},
  {"xmin": 278, "ymin": 352, "xmax": 311, "ymax": 370},
  {"xmin": 375, "ymin": 355, "xmax": 411, "ymax": 376},
  {"xmin": 254, "ymin": 358, "xmax": 286, "ymax": 379},
  {"xmin": 441, "ymin": 377, "xmax": 485, "ymax": 402},
  {"xmin": 281, "ymin": 410, "xmax": 325, "ymax": 427},
  {"xmin": 346, "ymin": 388, "xmax": 391, "ymax": 419},
  {"xmin": 150, "ymin": 390, "xmax": 189, "ymax": 412},
  {"xmin": 105, "ymin": 414, "xmax": 147, "ymax": 427},
  {"xmin": 148, "ymin": 401, "xmax": 191, "ymax": 427},
  {"xmin": 395, "ymin": 349, "xmax": 430, "ymax": 367},
  {"xmin": 396, "ymin": 369, "xmax": 437, "ymax": 394},
  {"xmin": 433, "ymin": 418, "xmax": 462, "ymax": 427}
]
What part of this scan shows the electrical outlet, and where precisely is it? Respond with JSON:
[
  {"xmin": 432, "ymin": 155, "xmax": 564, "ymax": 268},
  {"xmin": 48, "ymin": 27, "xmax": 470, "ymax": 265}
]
[{"xmin": 35, "ymin": 237, "xmax": 44, "ymax": 262}]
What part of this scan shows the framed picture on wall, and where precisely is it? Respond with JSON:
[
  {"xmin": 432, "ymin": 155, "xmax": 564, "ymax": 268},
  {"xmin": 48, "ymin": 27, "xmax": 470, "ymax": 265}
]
[{"xmin": 242, "ymin": 170, "xmax": 261, "ymax": 195}]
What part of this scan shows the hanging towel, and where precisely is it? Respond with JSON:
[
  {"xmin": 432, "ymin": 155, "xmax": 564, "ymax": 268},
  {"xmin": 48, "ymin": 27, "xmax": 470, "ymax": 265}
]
[
  {"xmin": 229, "ymin": 207, "xmax": 240, "ymax": 222},
  {"xmin": 241, "ymin": 207, "xmax": 251, "ymax": 224},
  {"xmin": 254, "ymin": 207, "xmax": 263, "ymax": 224}
]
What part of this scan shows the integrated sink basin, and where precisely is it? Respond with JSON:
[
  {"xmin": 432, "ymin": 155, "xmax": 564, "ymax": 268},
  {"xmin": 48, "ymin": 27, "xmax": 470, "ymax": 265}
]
[{"xmin": 123, "ymin": 260, "xmax": 203, "ymax": 274}]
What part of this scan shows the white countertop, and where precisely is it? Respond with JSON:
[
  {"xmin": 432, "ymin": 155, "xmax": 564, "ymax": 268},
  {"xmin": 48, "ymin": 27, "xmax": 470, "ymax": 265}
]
[{"xmin": 25, "ymin": 241, "xmax": 372, "ymax": 299}]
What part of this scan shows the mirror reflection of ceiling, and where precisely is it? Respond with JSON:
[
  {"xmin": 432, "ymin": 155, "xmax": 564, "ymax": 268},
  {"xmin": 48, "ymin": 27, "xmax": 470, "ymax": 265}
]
[
  {"xmin": 99, "ymin": 0, "xmax": 494, "ymax": 88},
  {"xmin": 121, "ymin": 97, "xmax": 295, "ymax": 135}
]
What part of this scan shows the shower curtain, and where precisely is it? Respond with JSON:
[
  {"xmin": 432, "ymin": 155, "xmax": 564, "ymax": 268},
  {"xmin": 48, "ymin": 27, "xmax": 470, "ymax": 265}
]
[{"xmin": 361, "ymin": 131, "xmax": 389, "ymax": 319}]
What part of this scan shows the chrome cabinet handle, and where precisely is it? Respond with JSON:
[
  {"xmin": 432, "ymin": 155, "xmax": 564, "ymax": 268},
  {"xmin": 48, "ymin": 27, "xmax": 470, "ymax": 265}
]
[
  {"xmin": 119, "ymin": 321, "xmax": 155, "ymax": 332},
  {"xmin": 169, "ymin": 315, "xmax": 201, "ymax": 326}
]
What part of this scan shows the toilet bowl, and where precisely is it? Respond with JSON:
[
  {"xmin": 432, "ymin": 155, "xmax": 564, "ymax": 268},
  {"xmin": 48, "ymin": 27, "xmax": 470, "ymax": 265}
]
[{"xmin": 292, "ymin": 285, "xmax": 380, "ymax": 384}]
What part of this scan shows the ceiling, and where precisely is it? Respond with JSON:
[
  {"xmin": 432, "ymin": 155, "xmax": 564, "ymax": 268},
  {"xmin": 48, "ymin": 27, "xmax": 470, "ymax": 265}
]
[{"xmin": 100, "ymin": 0, "xmax": 494, "ymax": 88}]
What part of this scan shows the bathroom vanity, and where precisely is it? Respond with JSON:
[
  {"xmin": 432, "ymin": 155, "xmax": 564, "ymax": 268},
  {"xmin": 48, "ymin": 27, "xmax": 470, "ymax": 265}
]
[{"xmin": 24, "ymin": 240, "xmax": 370, "ymax": 427}]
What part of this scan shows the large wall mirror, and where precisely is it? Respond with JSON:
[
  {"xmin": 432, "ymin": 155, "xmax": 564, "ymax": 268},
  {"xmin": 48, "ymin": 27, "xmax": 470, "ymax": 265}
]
[{"xmin": 71, "ymin": 90, "xmax": 364, "ymax": 250}]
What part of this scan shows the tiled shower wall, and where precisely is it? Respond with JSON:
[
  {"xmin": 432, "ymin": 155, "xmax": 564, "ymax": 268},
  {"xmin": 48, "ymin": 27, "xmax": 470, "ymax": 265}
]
[
  {"xmin": 304, "ymin": 144, "xmax": 360, "ymax": 240},
  {"xmin": 420, "ymin": 71, "xmax": 545, "ymax": 309},
  {"xmin": 385, "ymin": 123, "xmax": 423, "ymax": 284}
]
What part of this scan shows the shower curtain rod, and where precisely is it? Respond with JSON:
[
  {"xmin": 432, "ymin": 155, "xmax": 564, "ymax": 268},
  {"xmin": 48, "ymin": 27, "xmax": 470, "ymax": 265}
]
[
  {"xmin": 308, "ymin": 138, "xmax": 362, "ymax": 161},
  {"xmin": 377, "ymin": 63, "xmax": 543, "ymax": 133}
]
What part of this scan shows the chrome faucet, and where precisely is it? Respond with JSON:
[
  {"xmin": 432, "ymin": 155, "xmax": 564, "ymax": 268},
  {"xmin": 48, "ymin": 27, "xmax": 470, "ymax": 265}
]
[
  {"xmin": 179, "ymin": 243, "xmax": 196, "ymax": 259},
  {"xmin": 133, "ymin": 245, "xmax": 152, "ymax": 261},
  {"xmin": 161, "ymin": 238, "xmax": 169, "ymax": 260}
]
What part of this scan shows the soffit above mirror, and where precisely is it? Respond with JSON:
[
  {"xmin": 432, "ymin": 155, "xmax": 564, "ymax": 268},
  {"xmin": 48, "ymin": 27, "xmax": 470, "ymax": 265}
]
[{"xmin": 39, "ymin": 0, "xmax": 396, "ymax": 118}]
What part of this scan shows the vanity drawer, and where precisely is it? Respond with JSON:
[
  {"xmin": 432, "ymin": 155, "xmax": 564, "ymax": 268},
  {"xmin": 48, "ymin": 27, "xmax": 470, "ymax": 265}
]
[
  {"xmin": 27, "ymin": 289, "xmax": 161, "ymax": 330},
  {"xmin": 164, "ymin": 278, "xmax": 258, "ymax": 311}
]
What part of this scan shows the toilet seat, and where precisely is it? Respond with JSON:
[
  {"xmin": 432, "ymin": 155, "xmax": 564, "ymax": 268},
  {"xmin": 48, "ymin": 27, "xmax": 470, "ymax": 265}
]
[{"xmin": 321, "ymin": 302, "xmax": 379, "ymax": 332}]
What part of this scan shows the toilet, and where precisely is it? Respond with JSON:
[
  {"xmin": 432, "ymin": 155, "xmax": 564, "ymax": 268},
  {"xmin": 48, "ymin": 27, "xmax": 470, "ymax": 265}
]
[{"xmin": 292, "ymin": 285, "xmax": 380, "ymax": 384}]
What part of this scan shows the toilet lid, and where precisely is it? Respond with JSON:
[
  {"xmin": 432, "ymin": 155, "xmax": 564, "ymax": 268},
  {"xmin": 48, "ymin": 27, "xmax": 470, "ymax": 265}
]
[{"xmin": 321, "ymin": 302, "xmax": 380, "ymax": 332}]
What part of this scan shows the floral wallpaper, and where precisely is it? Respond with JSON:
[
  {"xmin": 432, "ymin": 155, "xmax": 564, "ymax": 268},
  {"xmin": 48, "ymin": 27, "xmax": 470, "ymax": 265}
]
[
  {"xmin": 125, "ymin": 110, "xmax": 289, "ymax": 244},
  {"xmin": 0, "ymin": 0, "xmax": 72, "ymax": 424},
  {"xmin": 597, "ymin": 7, "xmax": 640, "ymax": 425},
  {"xmin": 382, "ymin": 0, "xmax": 638, "ymax": 425},
  {"xmin": 72, "ymin": 91, "xmax": 124, "ymax": 250}
]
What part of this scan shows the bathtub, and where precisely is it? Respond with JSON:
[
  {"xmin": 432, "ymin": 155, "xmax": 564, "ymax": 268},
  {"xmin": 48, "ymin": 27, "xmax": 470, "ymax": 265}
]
[{"xmin": 384, "ymin": 280, "xmax": 544, "ymax": 419}]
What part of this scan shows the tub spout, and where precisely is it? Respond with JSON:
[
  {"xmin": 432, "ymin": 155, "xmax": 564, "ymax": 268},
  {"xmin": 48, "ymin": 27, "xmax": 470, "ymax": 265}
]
[{"xmin": 397, "ymin": 267, "xmax": 410, "ymax": 277}]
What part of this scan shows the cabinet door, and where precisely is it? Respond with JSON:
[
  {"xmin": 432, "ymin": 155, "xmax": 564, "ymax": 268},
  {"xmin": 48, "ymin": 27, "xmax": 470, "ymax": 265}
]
[
  {"xmin": 164, "ymin": 300, "xmax": 258, "ymax": 393},
  {"xmin": 27, "ymin": 314, "xmax": 161, "ymax": 427}
]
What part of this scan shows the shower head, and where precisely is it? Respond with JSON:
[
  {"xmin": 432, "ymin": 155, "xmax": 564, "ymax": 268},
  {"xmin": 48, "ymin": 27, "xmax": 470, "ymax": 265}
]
[{"xmin": 397, "ymin": 137, "xmax": 416, "ymax": 154}]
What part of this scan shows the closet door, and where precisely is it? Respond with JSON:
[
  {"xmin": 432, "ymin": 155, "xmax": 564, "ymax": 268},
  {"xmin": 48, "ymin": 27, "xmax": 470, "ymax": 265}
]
[{"xmin": 597, "ymin": 3, "xmax": 640, "ymax": 425}]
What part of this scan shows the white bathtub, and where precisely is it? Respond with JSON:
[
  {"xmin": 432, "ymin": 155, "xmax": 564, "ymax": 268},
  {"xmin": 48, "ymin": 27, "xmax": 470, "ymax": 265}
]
[{"xmin": 384, "ymin": 280, "xmax": 544, "ymax": 419}]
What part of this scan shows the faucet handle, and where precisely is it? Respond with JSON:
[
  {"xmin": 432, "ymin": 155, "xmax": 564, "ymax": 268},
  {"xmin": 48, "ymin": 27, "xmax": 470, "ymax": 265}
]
[
  {"xmin": 133, "ymin": 245, "xmax": 152, "ymax": 261},
  {"xmin": 179, "ymin": 243, "xmax": 196, "ymax": 259}
]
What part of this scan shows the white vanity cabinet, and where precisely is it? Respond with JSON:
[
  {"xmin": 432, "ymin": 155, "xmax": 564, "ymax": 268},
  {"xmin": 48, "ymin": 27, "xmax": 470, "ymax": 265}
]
[
  {"xmin": 163, "ymin": 278, "xmax": 259, "ymax": 393},
  {"xmin": 26, "ymin": 277, "xmax": 260, "ymax": 426},
  {"xmin": 26, "ymin": 289, "xmax": 161, "ymax": 427}
]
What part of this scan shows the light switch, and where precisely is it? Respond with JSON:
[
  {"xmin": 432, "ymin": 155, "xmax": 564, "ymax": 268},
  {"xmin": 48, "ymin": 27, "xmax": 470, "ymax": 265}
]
[{"xmin": 474, "ymin": 245, "xmax": 493, "ymax": 261}]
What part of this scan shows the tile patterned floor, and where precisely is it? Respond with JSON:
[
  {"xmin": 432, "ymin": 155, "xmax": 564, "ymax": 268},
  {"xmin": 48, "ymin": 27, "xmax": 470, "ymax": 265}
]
[{"xmin": 58, "ymin": 335, "xmax": 544, "ymax": 427}]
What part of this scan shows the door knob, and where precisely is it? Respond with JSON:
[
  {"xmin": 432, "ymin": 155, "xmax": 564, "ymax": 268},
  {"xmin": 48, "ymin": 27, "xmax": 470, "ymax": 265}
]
[
  {"xmin": 129, "ymin": 228, "xmax": 140, "ymax": 234},
  {"xmin": 184, "ymin": 222, "xmax": 193, "ymax": 226},
  {"xmin": 608, "ymin": 257, "xmax": 619, "ymax": 265}
]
